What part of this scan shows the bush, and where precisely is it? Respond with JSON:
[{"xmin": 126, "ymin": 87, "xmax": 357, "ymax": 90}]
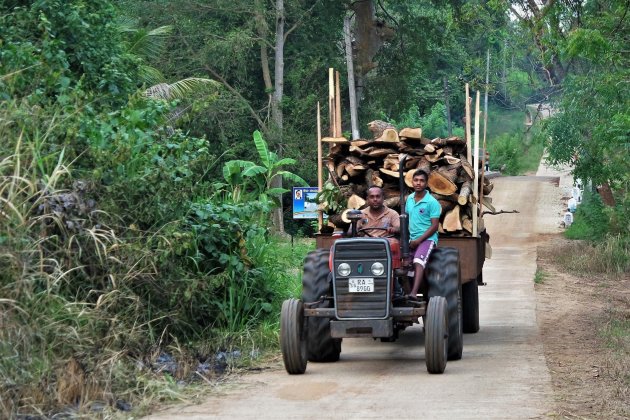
[{"xmin": 565, "ymin": 191, "xmax": 610, "ymax": 240}]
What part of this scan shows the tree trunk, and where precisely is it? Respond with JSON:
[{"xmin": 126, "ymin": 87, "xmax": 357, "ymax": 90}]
[
  {"xmin": 270, "ymin": 0, "xmax": 285, "ymax": 233},
  {"xmin": 344, "ymin": 15, "xmax": 360, "ymax": 140}
]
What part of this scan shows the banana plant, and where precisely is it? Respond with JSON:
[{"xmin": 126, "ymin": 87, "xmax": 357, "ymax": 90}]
[{"xmin": 222, "ymin": 130, "xmax": 307, "ymax": 205}]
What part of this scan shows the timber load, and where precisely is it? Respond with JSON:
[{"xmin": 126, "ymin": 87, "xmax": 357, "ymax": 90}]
[{"xmin": 322, "ymin": 120, "xmax": 494, "ymax": 237}]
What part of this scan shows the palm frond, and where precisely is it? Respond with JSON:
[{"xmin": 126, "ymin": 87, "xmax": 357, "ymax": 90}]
[
  {"xmin": 144, "ymin": 78, "xmax": 218, "ymax": 100},
  {"xmin": 137, "ymin": 65, "xmax": 164, "ymax": 86},
  {"xmin": 128, "ymin": 25, "xmax": 173, "ymax": 59}
]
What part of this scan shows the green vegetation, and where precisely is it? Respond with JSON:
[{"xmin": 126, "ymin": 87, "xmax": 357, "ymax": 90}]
[
  {"xmin": 601, "ymin": 309, "xmax": 630, "ymax": 353},
  {"xmin": 533, "ymin": 268, "xmax": 546, "ymax": 284},
  {"xmin": 1, "ymin": 0, "xmax": 627, "ymax": 416}
]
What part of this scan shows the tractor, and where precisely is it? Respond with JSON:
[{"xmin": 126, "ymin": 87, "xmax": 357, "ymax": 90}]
[{"xmin": 280, "ymin": 157, "xmax": 471, "ymax": 374}]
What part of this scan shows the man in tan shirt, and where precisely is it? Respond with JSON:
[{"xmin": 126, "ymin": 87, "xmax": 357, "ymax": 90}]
[{"xmin": 356, "ymin": 186, "xmax": 400, "ymax": 237}]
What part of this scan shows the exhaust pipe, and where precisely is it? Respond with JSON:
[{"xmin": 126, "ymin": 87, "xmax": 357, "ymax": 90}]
[{"xmin": 398, "ymin": 154, "xmax": 410, "ymax": 260}]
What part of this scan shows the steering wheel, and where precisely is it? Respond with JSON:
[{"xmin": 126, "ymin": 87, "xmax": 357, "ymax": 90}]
[{"xmin": 358, "ymin": 227, "xmax": 396, "ymax": 238}]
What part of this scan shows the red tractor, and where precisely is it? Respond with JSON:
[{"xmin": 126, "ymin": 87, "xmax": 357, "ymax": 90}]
[{"xmin": 280, "ymin": 158, "xmax": 481, "ymax": 374}]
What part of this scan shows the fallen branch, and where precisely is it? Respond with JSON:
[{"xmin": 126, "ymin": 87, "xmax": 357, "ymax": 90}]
[{"xmin": 482, "ymin": 209, "xmax": 520, "ymax": 216}]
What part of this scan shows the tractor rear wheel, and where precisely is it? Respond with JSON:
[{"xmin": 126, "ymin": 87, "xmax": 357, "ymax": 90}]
[
  {"xmin": 280, "ymin": 298, "xmax": 307, "ymax": 374},
  {"xmin": 462, "ymin": 275, "xmax": 480, "ymax": 333},
  {"xmin": 302, "ymin": 249, "xmax": 341, "ymax": 362},
  {"xmin": 425, "ymin": 296, "xmax": 448, "ymax": 374},
  {"xmin": 426, "ymin": 247, "xmax": 463, "ymax": 361}
]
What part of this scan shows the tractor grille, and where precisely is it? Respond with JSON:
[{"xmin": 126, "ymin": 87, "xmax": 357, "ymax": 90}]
[{"xmin": 332, "ymin": 239, "xmax": 391, "ymax": 320}]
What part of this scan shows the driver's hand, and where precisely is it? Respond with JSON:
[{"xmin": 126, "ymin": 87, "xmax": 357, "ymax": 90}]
[{"xmin": 386, "ymin": 226, "xmax": 398, "ymax": 234}]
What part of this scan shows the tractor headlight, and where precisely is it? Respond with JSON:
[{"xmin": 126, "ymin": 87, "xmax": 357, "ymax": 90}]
[
  {"xmin": 371, "ymin": 262, "xmax": 385, "ymax": 276},
  {"xmin": 337, "ymin": 263, "xmax": 351, "ymax": 277}
]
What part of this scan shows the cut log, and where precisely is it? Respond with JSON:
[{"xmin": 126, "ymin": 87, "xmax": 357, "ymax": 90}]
[
  {"xmin": 322, "ymin": 136, "xmax": 349, "ymax": 143},
  {"xmin": 374, "ymin": 128, "xmax": 399, "ymax": 143},
  {"xmin": 424, "ymin": 144, "xmax": 436, "ymax": 153},
  {"xmin": 416, "ymin": 157, "xmax": 432, "ymax": 174},
  {"xmin": 437, "ymin": 199, "xmax": 456, "ymax": 213},
  {"xmin": 367, "ymin": 148, "xmax": 397, "ymax": 158},
  {"xmin": 433, "ymin": 193, "xmax": 459, "ymax": 203},
  {"xmin": 443, "ymin": 205, "xmax": 462, "ymax": 232},
  {"xmin": 399, "ymin": 127, "xmax": 423, "ymax": 139},
  {"xmin": 379, "ymin": 168, "xmax": 400, "ymax": 178},
  {"xmin": 481, "ymin": 196, "xmax": 495, "ymax": 213},
  {"xmin": 458, "ymin": 181, "xmax": 472, "ymax": 205},
  {"xmin": 335, "ymin": 161, "xmax": 347, "ymax": 178},
  {"xmin": 425, "ymin": 149, "xmax": 444, "ymax": 162},
  {"xmin": 351, "ymin": 139, "xmax": 370, "ymax": 147},
  {"xmin": 384, "ymin": 196, "xmax": 400, "ymax": 208},
  {"xmin": 367, "ymin": 120, "xmax": 395, "ymax": 139},
  {"xmin": 443, "ymin": 155, "xmax": 461, "ymax": 165},
  {"xmin": 437, "ymin": 166, "xmax": 458, "ymax": 183},
  {"xmin": 459, "ymin": 154, "xmax": 474, "ymax": 179},
  {"xmin": 461, "ymin": 213, "xmax": 472, "ymax": 233},
  {"xmin": 428, "ymin": 171, "xmax": 457, "ymax": 195},
  {"xmin": 349, "ymin": 145, "xmax": 369, "ymax": 156},
  {"xmin": 344, "ymin": 163, "xmax": 367, "ymax": 177},
  {"xmin": 347, "ymin": 194, "xmax": 366, "ymax": 209},
  {"xmin": 365, "ymin": 169, "xmax": 383, "ymax": 187},
  {"xmin": 383, "ymin": 154, "xmax": 400, "ymax": 171},
  {"xmin": 483, "ymin": 180, "xmax": 494, "ymax": 195}
]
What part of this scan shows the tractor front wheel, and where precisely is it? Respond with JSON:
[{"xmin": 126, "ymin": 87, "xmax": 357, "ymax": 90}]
[
  {"xmin": 280, "ymin": 298, "xmax": 307, "ymax": 374},
  {"xmin": 425, "ymin": 296, "xmax": 448, "ymax": 374},
  {"xmin": 302, "ymin": 249, "xmax": 341, "ymax": 362},
  {"xmin": 426, "ymin": 247, "xmax": 463, "ymax": 361}
]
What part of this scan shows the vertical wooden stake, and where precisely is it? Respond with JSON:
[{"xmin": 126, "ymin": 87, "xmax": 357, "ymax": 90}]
[
  {"xmin": 465, "ymin": 83, "xmax": 472, "ymax": 164},
  {"xmin": 480, "ymin": 50, "xmax": 490, "ymax": 221},
  {"xmin": 317, "ymin": 101, "xmax": 323, "ymax": 231},
  {"xmin": 335, "ymin": 70, "xmax": 342, "ymax": 137},
  {"xmin": 328, "ymin": 68, "xmax": 335, "ymax": 137},
  {"xmin": 473, "ymin": 91, "xmax": 481, "ymax": 237}
]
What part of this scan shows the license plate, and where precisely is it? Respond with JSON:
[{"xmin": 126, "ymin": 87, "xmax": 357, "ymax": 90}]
[{"xmin": 348, "ymin": 277, "xmax": 374, "ymax": 293}]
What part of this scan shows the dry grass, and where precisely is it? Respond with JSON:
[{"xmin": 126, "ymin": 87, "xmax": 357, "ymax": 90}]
[{"xmin": 536, "ymin": 237, "xmax": 630, "ymax": 418}]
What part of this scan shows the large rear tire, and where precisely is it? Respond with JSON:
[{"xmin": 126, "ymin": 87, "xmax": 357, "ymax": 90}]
[
  {"xmin": 280, "ymin": 299, "xmax": 307, "ymax": 374},
  {"xmin": 462, "ymin": 276, "xmax": 480, "ymax": 333},
  {"xmin": 302, "ymin": 249, "xmax": 341, "ymax": 362},
  {"xmin": 425, "ymin": 296, "xmax": 448, "ymax": 374},
  {"xmin": 426, "ymin": 247, "xmax": 463, "ymax": 361}
]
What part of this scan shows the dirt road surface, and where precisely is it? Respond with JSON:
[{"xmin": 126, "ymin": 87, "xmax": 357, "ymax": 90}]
[{"xmin": 149, "ymin": 175, "xmax": 566, "ymax": 419}]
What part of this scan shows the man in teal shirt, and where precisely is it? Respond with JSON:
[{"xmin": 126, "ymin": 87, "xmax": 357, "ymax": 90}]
[{"xmin": 405, "ymin": 169, "xmax": 441, "ymax": 299}]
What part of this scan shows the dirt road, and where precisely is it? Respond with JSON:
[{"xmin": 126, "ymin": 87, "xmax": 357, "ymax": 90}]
[{"xmin": 149, "ymin": 175, "xmax": 565, "ymax": 419}]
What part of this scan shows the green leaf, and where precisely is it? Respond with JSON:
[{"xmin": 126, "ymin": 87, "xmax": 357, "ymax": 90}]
[
  {"xmin": 274, "ymin": 157, "xmax": 297, "ymax": 167},
  {"xmin": 253, "ymin": 130, "xmax": 270, "ymax": 168},
  {"xmin": 275, "ymin": 170, "xmax": 308, "ymax": 186},
  {"xmin": 265, "ymin": 187, "xmax": 289, "ymax": 196}
]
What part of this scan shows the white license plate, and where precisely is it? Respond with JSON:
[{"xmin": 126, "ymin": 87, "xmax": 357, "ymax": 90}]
[{"xmin": 348, "ymin": 277, "xmax": 374, "ymax": 293}]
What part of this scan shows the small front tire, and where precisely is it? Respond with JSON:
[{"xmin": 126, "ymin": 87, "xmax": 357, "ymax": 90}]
[
  {"xmin": 425, "ymin": 296, "xmax": 448, "ymax": 374},
  {"xmin": 280, "ymin": 298, "xmax": 307, "ymax": 374}
]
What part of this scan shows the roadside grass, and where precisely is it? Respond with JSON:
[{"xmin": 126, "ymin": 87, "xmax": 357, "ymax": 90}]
[
  {"xmin": 601, "ymin": 308, "xmax": 630, "ymax": 352},
  {"xmin": 534, "ymin": 268, "xmax": 546, "ymax": 284},
  {"xmin": 547, "ymin": 236, "xmax": 630, "ymax": 276},
  {"xmin": 0, "ymin": 127, "xmax": 316, "ymax": 416},
  {"xmin": 545, "ymin": 237, "xmax": 630, "ymax": 415}
]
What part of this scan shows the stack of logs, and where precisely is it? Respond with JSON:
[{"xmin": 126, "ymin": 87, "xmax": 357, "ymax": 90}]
[{"xmin": 322, "ymin": 120, "xmax": 494, "ymax": 236}]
